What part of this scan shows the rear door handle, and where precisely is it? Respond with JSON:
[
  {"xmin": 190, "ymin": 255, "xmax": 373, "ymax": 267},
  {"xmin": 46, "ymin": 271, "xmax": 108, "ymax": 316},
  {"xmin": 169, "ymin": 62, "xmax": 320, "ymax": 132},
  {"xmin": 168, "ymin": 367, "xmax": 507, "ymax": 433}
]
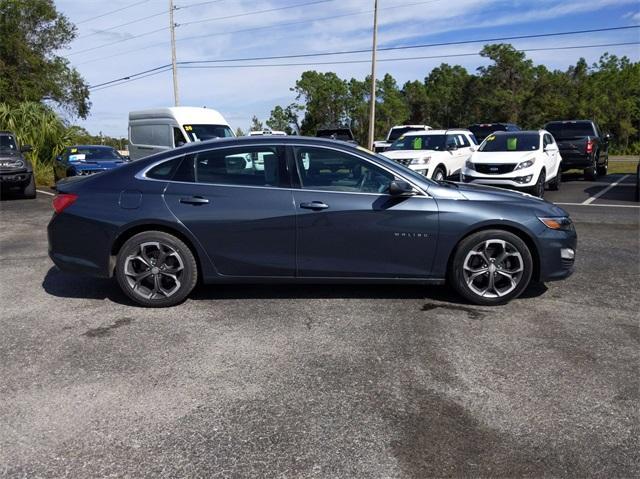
[
  {"xmin": 300, "ymin": 201, "xmax": 329, "ymax": 210},
  {"xmin": 180, "ymin": 196, "xmax": 209, "ymax": 205}
]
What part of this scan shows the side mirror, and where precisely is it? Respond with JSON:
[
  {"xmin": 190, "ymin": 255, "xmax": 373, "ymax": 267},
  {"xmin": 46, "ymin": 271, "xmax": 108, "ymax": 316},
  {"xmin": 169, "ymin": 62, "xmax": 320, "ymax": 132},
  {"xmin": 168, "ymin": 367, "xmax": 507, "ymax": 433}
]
[
  {"xmin": 604, "ymin": 133, "xmax": 613, "ymax": 141},
  {"xmin": 21, "ymin": 144, "xmax": 32, "ymax": 153},
  {"xmin": 55, "ymin": 155, "xmax": 62, "ymax": 162},
  {"xmin": 388, "ymin": 179, "xmax": 416, "ymax": 196}
]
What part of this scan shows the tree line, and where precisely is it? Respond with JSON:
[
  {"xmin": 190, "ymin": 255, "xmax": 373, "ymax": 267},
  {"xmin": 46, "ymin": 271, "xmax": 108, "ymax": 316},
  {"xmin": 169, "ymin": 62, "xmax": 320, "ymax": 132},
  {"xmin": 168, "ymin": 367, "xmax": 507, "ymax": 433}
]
[{"xmin": 261, "ymin": 44, "xmax": 640, "ymax": 153}]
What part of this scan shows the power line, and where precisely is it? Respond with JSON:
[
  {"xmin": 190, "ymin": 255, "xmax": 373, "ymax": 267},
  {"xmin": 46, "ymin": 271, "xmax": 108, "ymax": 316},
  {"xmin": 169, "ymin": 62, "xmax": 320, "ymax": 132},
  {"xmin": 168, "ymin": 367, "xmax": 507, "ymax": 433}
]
[
  {"xmin": 74, "ymin": 0, "xmax": 444, "ymax": 66},
  {"xmin": 69, "ymin": 27, "xmax": 168, "ymax": 57},
  {"xmin": 88, "ymin": 42, "xmax": 640, "ymax": 92},
  {"xmin": 179, "ymin": 25, "xmax": 640, "ymax": 64},
  {"xmin": 75, "ymin": 0, "xmax": 150, "ymax": 25},
  {"xmin": 89, "ymin": 64, "xmax": 171, "ymax": 89},
  {"xmin": 77, "ymin": 9, "xmax": 170, "ymax": 40},
  {"xmin": 180, "ymin": 0, "xmax": 336, "ymax": 27},
  {"xmin": 90, "ymin": 67, "xmax": 173, "ymax": 93},
  {"xmin": 178, "ymin": 42, "xmax": 640, "ymax": 69},
  {"xmin": 85, "ymin": 25, "xmax": 639, "ymax": 88},
  {"xmin": 177, "ymin": 0, "xmax": 226, "ymax": 9}
]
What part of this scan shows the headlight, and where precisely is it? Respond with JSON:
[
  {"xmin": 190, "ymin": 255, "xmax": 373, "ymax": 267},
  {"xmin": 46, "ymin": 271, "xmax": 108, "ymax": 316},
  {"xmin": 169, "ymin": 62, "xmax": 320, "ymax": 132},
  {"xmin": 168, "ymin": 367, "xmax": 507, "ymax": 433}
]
[
  {"xmin": 538, "ymin": 216, "xmax": 574, "ymax": 231},
  {"xmin": 465, "ymin": 160, "xmax": 475, "ymax": 171},
  {"xmin": 410, "ymin": 156, "xmax": 431, "ymax": 165},
  {"xmin": 515, "ymin": 158, "xmax": 536, "ymax": 170},
  {"xmin": 0, "ymin": 159, "xmax": 24, "ymax": 168}
]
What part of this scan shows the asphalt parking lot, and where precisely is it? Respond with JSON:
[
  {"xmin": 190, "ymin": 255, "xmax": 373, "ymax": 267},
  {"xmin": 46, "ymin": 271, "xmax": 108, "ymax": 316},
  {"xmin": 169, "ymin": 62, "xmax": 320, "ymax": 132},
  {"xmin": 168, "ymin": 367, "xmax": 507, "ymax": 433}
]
[{"xmin": 1, "ymin": 174, "xmax": 638, "ymax": 477}]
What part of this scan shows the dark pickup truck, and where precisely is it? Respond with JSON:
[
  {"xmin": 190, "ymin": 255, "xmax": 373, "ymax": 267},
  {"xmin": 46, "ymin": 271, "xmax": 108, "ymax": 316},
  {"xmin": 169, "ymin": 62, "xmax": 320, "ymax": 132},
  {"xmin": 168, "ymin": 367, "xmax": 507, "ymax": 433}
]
[
  {"xmin": 0, "ymin": 131, "xmax": 35, "ymax": 198},
  {"xmin": 544, "ymin": 120, "xmax": 611, "ymax": 180}
]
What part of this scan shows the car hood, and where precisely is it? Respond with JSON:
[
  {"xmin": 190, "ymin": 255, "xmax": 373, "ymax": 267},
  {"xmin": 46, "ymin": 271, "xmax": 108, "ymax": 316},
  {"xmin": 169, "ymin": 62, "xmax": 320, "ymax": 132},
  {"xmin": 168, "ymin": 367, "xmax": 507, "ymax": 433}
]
[
  {"xmin": 470, "ymin": 151, "xmax": 537, "ymax": 164},
  {"xmin": 0, "ymin": 148, "xmax": 22, "ymax": 160},
  {"xmin": 382, "ymin": 149, "xmax": 446, "ymax": 159},
  {"xmin": 429, "ymin": 181, "xmax": 568, "ymax": 215}
]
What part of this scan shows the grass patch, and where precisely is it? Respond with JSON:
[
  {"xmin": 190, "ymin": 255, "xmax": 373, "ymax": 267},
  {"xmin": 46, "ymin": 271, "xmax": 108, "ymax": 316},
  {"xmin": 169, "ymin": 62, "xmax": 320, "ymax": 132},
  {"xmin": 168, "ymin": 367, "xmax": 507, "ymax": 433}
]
[{"xmin": 608, "ymin": 159, "xmax": 639, "ymax": 175}]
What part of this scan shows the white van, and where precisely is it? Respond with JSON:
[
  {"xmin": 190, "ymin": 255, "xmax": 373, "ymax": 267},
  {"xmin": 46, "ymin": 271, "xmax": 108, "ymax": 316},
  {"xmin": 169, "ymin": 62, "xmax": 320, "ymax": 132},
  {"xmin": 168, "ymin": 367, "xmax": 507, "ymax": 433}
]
[{"xmin": 128, "ymin": 107, "xmax": 234, "ymax": 160}]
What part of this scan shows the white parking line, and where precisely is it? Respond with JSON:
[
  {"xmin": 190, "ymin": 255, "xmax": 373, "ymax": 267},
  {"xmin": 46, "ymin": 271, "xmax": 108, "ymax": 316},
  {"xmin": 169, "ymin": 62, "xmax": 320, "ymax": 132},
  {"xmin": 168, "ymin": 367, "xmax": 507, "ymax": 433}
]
[
  {"xmin": 555, "ymin": 202, "xmax": 640, "ymax": 209},
  {"xmin": 582, "ymin": 175, "xmax": 630, "ymax": 205},
  {"xmin": 36, "ymin": 189, "xmax": 55, "ymax": 196}
]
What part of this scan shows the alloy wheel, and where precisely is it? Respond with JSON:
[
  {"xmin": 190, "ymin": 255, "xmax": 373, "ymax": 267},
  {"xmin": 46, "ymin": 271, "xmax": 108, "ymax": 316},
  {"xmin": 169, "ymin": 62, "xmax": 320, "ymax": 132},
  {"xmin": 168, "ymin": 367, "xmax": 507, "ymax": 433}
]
[
  {"xmin": 462, "ymin": 239, "xmax": 524, "ymax": 298},
  {"xmin": 123, "ymin": 242, "xmax": 184, "ymax": 300}
]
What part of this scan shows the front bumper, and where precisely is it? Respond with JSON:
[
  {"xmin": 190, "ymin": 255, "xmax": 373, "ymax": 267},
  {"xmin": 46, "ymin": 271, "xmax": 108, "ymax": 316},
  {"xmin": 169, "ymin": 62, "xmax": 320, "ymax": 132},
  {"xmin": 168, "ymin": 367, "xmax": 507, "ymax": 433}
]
[
  {"xmin": 0, "ymin": 170, "xmax": 32, "ymax": 187},
  {"xmin": 537, "ymin": 227, "xmax": 577, "ymax": 282},
  {"xmin": 461, "ymin": 169, "xmax": 536, "ymax": 188}
]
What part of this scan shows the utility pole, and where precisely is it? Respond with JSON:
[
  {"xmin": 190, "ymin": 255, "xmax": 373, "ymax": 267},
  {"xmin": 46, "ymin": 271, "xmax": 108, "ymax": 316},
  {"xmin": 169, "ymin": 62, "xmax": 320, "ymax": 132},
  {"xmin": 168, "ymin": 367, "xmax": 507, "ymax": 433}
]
[
  {"xmin": 367, "ymin": 0, "xmax": 379, "ymax": 151},
  {"xmin": 169, "ymin": 0, "xmax": 179, "ymax": 106}
]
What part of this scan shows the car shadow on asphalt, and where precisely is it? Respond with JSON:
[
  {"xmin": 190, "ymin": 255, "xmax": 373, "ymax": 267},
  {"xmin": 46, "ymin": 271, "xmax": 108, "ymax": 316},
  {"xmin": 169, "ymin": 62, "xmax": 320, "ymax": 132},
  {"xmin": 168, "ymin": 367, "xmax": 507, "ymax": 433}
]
[{"xmin": 43, "ymin": 266, "xmax": 548, "ymax": 307}]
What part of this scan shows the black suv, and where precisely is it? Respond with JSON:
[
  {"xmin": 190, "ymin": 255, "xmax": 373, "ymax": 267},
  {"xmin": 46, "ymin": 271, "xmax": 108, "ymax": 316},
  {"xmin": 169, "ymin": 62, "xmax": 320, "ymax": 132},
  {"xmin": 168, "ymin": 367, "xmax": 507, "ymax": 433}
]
[
  {"xmin": 468, "ymin": 123, "xmax": 520, "ymax": 143},
  {"xmin": 544, "ymin": 120, "xmax": 611, "ymax": 180},
  {"xmin": 0, "ymin": 131, "xmax": 35, "ymax": 198}
]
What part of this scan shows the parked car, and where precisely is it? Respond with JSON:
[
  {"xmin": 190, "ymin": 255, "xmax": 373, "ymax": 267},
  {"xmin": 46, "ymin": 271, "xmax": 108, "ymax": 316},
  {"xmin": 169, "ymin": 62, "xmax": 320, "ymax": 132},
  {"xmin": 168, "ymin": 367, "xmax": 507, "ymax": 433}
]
[
  {"xmin": 48, "ymin": 136, "xmax": 576, "ymax": 308},
  {"xmin": 0, "ymin": 130, "xmax": 35, "ymax": 199},
  {"xmin": 248, "ymin": 130, "xmax": 287, "ymax": 136},
  {"xmin": 315, "ymin": 128, "xmax": 357, "ymax": 145},
  {"xmin": 54, "ymin": 145, "xmax": 128, "ymax": 181},
  {"xmin": 461, "ymin": 130, "xmax": 561, "ymax": 198},
  {"xmin": 543, "ymin": 120, "xmax": 610, "ymax": 180},
  {"xmin": 381, "ymin": 129, "xmax": 477, "ymax": 180},
  {"xmin": 128, "ymin": 107, "xmax": 234, "ymax": 160},
  {"xmin": 636, "ymin": 163, "xmax": 640, "ymax": 201},
  {"xmin": 373, "ymin": 125, "xmax": 431, "ymax": 152},
  {"xmin": 468, "ymin": 123, "xmax": 520, "ymax": 142}
]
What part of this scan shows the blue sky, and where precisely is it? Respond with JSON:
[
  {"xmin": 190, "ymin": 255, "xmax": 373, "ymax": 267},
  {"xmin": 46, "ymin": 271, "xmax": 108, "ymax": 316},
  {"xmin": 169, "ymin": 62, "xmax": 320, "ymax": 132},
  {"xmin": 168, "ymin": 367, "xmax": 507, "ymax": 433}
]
[{"xmin": 56, "ymin": 0, "xmax": 640, "ymax": 137}]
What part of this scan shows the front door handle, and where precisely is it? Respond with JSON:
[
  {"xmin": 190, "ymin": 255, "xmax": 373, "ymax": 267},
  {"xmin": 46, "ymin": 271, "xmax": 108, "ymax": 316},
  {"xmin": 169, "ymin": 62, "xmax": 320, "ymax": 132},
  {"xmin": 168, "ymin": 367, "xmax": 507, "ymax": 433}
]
[
  {"xmin": 180, "ymin": 196, "xmax": 209, "ymax": 205},
  {"xmin": 300, "ymin": 201, "xmax": 329, "ymax": 210}
]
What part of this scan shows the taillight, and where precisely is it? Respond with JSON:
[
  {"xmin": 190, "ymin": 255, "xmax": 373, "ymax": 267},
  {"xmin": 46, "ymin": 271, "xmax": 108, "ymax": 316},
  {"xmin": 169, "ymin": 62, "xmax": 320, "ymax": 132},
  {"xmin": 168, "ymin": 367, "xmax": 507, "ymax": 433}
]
[
  {"xmin": 585, "ymin": 139, "xmax": 593, "ymax": 154},
  {"xmin": 52, "ymin": 193, "xmax": 78, "ymax": 213}
]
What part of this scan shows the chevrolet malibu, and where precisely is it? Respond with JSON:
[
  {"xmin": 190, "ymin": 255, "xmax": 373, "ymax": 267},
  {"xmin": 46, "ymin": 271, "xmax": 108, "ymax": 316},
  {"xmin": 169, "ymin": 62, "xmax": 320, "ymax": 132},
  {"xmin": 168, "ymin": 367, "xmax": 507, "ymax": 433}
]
[{"xmin": 48, "ymin": 136, "xmax": 576, "ymax": 307}]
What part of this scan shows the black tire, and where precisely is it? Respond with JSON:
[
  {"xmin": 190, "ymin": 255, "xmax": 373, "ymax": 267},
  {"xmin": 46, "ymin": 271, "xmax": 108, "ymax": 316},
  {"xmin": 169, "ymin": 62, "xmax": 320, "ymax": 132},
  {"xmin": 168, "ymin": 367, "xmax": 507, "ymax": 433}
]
[
  {"xmin": 448, "ymin": 229, "xmax": 533, "ymax": 306},
  {"xmin": 115, "ymin": 231, "xmax": 198, "ymax": 307},
  {"xmin": 529, "ymin": 170, "xmax": 545, "ymax": 198},
  {"xmin": 432, "ymin": 165, "xmax": 446, "ymax": 181},
  {"xmin": 548, "ymin": 169, "xmax": 561, "ymax": 191},
  {"xmin": 22, "ymin": 175, "xmax": 36, "ymax": 199},
  {"xmin": 584, "ymin": 157, "xmax": 598, "ymax": 181},
  {"xmin": 597, "ymin": 160, "xmax": 608, "ymax": 177}
]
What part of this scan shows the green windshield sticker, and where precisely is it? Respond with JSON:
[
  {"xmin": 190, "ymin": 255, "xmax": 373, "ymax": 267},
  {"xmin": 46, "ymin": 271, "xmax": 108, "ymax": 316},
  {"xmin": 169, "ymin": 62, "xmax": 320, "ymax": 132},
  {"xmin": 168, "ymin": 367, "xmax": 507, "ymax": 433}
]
[
  {"xmin": 413, "ymin": 137, "xmax": 423, "ymax": 149},
  {"xmin": 507, "ymin": 137, "xmax": 518, "ymax": 150}
]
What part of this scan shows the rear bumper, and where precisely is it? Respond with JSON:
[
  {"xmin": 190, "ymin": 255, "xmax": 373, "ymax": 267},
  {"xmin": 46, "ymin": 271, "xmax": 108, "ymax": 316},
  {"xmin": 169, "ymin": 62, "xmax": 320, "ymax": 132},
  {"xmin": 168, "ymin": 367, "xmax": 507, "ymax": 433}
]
[{"xmin": 559, "ymin": 153, "xmax": 595, "ymax": 169}]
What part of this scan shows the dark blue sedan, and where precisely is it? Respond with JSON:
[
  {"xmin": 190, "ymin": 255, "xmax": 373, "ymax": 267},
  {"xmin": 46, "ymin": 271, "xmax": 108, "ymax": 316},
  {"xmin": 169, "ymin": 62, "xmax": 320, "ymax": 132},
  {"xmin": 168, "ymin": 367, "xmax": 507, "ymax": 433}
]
[
  {"xmin": 54, "ymin": 145, "xmax": 127, "ymax": 182},
  {"xmin": 48, "ymin": 136, "xmax": 576, "ymax": 307}
]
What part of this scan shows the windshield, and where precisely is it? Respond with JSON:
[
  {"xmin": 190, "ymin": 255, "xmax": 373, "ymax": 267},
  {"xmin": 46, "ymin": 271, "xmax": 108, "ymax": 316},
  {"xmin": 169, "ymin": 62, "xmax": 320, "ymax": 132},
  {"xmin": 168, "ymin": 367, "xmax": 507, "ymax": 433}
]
[
  {"xmin": 65, "ymin": 147, "xmax": 122, "ymax": 161},
  {"xmin": 468, "ymin": 125, "xmax": 508, "ymax": 140},
  {"xmin": 183, "ymin": 124, "xmax": 234, "ymax": 142},
  {"xmin": 388, "ymin": 127, "xmax": 424, "ymax": 142},
  {"xmin": 479, "ymin": 133, "xmax": 539, "ymax": 152},
  {"xmin": 0, "ymin": 135, "xmax": 17, "ymax": 151},
  {"xmin": 545, "ymin": 122, "xmax": 595, "ymax": 139},
  {"xmin": 389, "ymin": 134, "xmax": 446, "ymax": 151}
]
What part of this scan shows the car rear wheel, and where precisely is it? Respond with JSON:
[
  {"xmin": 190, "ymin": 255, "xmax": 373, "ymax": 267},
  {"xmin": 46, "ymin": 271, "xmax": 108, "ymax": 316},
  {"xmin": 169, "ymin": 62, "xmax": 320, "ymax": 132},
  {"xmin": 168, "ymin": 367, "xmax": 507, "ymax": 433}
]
[
  {"xmin": 597, "ymin": 160, "xmax": 608, "ymax": 176},
  {"xmin": 529, "ymin": 170, "xmax": 545, "ymax": 198},
  {"xmin": 449, "ymin": 230, "xmax": 533, "ymax": 306},
  {"xmin": 584, "ymin": 157, "xmax": 598, "ymax": 181},
  {"xmin": 116, "ymin": 231, "xmax": 197, "ymax": 307},
  {"xmin": 548, "ymin": 169, "xmax": 561, "ymax": 191}
]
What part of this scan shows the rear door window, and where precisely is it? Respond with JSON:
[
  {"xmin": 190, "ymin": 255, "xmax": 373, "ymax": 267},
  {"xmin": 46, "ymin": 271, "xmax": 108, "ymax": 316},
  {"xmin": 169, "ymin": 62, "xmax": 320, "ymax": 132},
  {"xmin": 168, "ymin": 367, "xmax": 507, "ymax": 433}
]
[{"xmin": 183, "ymin": 146, "xmax": 288, "ymax": 187}]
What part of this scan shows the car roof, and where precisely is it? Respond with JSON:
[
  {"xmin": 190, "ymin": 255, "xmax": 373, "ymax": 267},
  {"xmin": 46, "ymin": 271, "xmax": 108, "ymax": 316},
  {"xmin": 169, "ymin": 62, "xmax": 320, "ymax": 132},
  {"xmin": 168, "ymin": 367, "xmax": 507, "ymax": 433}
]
[
  {"xmin": 67, "ymin": 145, "xmax": 117, "ymax": 149},
  {"xmin": 490, "ymin": 130, "xmax": 543, "ymax": 135},
  {"xmin": 402, "ymin": 129, "xmax": 470, "ymax": 136},
  {"xmin": 167, "ymin": 135, "xmax": 362, "ymax": 153}
]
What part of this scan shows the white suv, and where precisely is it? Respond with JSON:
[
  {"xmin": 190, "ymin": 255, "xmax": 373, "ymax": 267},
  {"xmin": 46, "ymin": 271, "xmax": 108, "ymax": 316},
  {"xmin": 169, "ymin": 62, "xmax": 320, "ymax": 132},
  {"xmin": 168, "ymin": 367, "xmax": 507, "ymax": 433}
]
[
  {"xmin": 373, "ymin": 125, "xmax": 431, "ymax": 152},
  {"xmin": 381, "ymin": 129, "xmax": 477, "ymax": 180},
  {"xmin": 461, "ymin": 130, "xmax": 562, "ymax": 198}
]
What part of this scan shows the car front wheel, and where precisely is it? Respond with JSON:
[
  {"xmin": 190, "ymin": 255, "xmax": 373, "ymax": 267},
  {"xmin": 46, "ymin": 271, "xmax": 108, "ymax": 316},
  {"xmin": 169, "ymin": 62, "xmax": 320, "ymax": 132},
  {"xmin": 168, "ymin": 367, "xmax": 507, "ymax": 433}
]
[
  {"xmin": 116, "ymin": 231, "xmax": 198, "ymax": 307},
  {"xmin": 449, "ymin": 230, "xmax": 533, "ymax": 306}
]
